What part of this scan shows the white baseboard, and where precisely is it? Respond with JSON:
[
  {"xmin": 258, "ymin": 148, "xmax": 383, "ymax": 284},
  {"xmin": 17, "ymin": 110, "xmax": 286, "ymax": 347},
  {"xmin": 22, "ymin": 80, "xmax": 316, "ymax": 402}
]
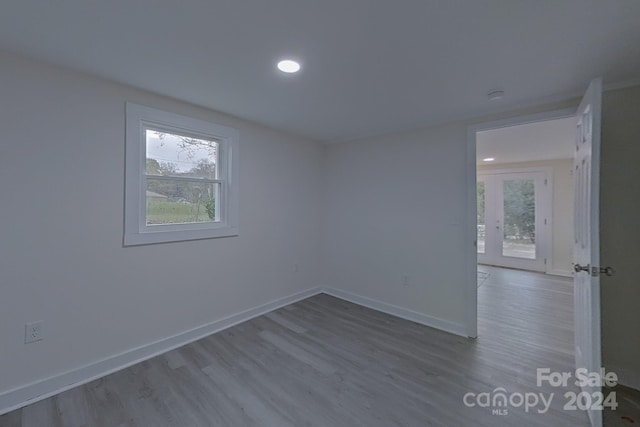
[
  {"xmin": 5, "ymin": 282, "xmax": 630, "ymax": 416},
  {"xmin": 0, "ymin": 286, "xmax": 470, "ymax": 415},
  {"xmin": 607, "ymin": 364, "xmax": 640, "ymax": 392},
  {"xmin": 547, "ymin": 269, "xmax": 573, "ymax": 277},
  {"xmin": 321, "ymin": 287, "xmax": 469, "ymax": 338},
  {"xmin": 0, "ymin": 287, "xmax": 323, "ymax": 416}
]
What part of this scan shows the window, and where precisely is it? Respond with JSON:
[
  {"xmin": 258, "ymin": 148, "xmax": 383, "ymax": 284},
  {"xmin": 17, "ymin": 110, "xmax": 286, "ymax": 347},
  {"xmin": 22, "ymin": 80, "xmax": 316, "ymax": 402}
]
[{"xmin": 125, "ymin": 103, "xmax": 238, "ymax": 245}]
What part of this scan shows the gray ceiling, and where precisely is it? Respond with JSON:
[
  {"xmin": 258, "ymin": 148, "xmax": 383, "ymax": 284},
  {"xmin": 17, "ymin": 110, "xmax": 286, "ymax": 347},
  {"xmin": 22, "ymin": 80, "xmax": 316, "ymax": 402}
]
[
  {"xmin": 1, "ymin": 1, "xmax": 639, "ymax": 143},
  {"xmin": 477, "ymin": 117, "xmax": 576, "ymax": 164}
]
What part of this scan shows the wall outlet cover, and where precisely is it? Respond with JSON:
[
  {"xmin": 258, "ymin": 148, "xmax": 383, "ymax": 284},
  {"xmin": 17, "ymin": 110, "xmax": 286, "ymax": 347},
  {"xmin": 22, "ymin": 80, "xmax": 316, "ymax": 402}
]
[{"xmin": 25, "ymin": 321, "xmax": 43, "ymax": 344}]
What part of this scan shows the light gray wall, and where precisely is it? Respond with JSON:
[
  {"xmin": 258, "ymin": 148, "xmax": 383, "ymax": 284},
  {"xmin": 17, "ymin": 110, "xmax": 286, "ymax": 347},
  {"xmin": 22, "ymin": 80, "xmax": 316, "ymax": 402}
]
[
  {"xmin": 601, "ymin": 85, "xmax": 640, "ymax": 390},
  {"xmin": 478, "ymin": 159, "xmax": 574, "ymax": 276},
  {"xmin": 0, "ymin": 52, "xmax": 323, "ymax": 395},
  {"xmin": 322, "ymin": 101, "xmax": 578, "ymax": 334},
  {"xmin": 324, "ymin": 123, "xmax": 470, "ymax": 330}
]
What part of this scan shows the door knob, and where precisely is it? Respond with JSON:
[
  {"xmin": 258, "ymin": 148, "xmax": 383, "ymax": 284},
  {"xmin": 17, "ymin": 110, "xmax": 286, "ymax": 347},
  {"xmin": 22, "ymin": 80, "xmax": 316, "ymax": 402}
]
[{"xmin": 574, "ymin": 264, "xmax": 590, "ymax": 273}]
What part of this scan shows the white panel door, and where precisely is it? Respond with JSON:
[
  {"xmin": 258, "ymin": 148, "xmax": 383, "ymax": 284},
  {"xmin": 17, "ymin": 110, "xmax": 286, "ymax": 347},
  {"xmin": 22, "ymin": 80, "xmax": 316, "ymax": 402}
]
[{"xmin": 573, "ymin": 78, "xmax": 603, "ymax": 427}]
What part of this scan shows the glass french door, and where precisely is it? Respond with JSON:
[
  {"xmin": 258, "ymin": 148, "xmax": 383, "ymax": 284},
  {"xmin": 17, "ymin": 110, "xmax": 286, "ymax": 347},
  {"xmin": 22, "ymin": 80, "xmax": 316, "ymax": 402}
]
[{"xmin": 477, "ymin": 170, "xmax": 550, "ymax": 272}]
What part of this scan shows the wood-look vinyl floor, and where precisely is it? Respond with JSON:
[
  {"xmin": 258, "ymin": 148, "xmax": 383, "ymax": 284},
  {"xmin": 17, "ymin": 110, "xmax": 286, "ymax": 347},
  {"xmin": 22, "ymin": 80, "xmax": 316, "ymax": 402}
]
[{"xmin": 2, "ymin": 266, "xmax": 625, "ymax": 426}]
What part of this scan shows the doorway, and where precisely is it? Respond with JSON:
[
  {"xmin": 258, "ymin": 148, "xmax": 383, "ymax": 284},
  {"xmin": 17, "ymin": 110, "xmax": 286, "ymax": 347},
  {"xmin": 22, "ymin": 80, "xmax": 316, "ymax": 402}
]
[
  {"xmin": 466, "ymin": 80, "xmax": 606, "ymax": 427},
  {"xmin": 464, "ymin": 108, "xmax": 577, "ymax": 338}
]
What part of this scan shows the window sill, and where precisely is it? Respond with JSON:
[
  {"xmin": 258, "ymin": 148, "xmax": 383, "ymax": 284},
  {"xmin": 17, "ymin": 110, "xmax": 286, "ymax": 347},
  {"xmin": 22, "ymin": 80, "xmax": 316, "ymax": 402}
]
[{"xmin": 124, "ymin": 225, "xmax": 239, "ymax": 246}]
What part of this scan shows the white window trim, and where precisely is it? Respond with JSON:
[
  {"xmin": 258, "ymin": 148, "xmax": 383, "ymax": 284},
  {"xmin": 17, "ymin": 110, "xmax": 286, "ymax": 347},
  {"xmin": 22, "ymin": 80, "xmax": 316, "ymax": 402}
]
[{"xmin": 124, "ymin": 103, "xmax": 239, "ymax": 246}]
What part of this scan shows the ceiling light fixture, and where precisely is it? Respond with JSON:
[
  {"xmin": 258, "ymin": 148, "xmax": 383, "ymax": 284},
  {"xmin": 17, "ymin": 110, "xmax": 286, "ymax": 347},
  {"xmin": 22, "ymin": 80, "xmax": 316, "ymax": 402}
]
[
  {"xmin": 277, "ymin": 59, "xmax": 301, "ymax": 73},
  {"xmin": 487, "ymin": 90, "xmax": 505, "ymax": 101},
  {"xmin": 483, "ymin": 158, "xmax": 495, "ymax": 162}
]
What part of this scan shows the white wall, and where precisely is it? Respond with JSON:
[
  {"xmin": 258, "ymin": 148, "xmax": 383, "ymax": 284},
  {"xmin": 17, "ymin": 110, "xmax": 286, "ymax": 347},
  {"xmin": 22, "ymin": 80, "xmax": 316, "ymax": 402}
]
[
  {"xmin": 478, "ymin": 159, "xmax": 574, "ymax": 276},
  {"xmin": 322, "ymin": 102, "xmax": 579, "ymax": 336},
  {"xmin": 0, "ymin": 51, "xmax": 323, "ymax": 400},
  {"xmin": 323, "ymin": 124, "xmax": 470, "ymax": 332},
  {"xmin": 601, "ymin": 85, "xmax": 640, "ymax": 390}
]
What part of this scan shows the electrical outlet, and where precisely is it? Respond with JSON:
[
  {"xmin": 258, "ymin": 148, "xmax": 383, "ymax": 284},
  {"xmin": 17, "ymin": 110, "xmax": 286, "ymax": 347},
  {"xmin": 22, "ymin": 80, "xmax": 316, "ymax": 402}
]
[
  {"xmin": 25, "ymin": 321, "xmax": 43, "ymax": 344},
  {"xmin": 402, "ymin": 275, "xmax": 410, "ymax": 287}
]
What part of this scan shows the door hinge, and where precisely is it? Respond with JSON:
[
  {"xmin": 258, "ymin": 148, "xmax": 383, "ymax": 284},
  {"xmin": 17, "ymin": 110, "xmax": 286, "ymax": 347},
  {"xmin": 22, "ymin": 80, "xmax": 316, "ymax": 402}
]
[
  {"xmin": 544, "ymin": 218, "xmax": 548, "ymax": 225},
  {"xmin": 544, "ymin": 258, "xmax": 547, "ymax": 265},
  {"xmin": 544, "ymin": 179, "xmax": 548, "ymax": 186}
]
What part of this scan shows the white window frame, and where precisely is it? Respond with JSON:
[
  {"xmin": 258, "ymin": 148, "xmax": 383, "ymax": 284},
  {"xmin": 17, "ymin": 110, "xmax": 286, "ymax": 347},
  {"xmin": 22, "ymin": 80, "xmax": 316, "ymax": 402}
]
[{"xmin": 124, "ymin": 103, "xmax": 239, "ymax": 246}]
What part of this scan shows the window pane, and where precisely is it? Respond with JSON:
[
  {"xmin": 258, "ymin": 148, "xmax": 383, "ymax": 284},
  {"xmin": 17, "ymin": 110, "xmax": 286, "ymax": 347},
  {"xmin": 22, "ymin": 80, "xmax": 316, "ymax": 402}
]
[
  {"xmin": 146, "ymin": 179, "xmax": 219, "ymax": 225},
  {"xmin": 477, "ymin": 181, "xmax": 485, "ymax": 254},
  {"xmin": 502, "ymin": 179, "xmax": 535, "ymax": 259},
  {"xmin": 146, "ymin": 129, "xmax": 218, "ymax": 179}
]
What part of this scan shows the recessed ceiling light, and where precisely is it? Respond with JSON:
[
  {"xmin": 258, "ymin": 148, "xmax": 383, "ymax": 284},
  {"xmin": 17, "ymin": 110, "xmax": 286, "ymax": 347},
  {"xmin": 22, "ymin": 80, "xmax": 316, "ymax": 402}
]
[
  {"xmin": 277, "ymin": 59, "xmax": 301, "ymax": 73},
  {"xmin": 487, "ymin": 90, "xmax": 505, "ymax": 101},
  {"xmin": 483, "ymin": 157, "xmax": 495, "ymax": 162}
]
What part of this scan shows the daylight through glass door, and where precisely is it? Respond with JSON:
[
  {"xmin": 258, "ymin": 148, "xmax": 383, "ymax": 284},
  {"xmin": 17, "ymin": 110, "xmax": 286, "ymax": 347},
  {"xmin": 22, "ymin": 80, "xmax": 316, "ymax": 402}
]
[
  {"xmin": 477, "ymin": 170, "xmax": 549, "ymax": 272},
  {"xmin": 501, "ymin": 178, "xmax": 536, "ymax": 259}
]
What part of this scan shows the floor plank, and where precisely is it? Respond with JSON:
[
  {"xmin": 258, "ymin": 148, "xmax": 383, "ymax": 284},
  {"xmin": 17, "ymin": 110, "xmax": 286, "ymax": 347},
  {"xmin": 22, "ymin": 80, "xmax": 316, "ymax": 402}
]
[{"xmin": 3, "ymin": 266, "xmax": 631, "ymax": 426}]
